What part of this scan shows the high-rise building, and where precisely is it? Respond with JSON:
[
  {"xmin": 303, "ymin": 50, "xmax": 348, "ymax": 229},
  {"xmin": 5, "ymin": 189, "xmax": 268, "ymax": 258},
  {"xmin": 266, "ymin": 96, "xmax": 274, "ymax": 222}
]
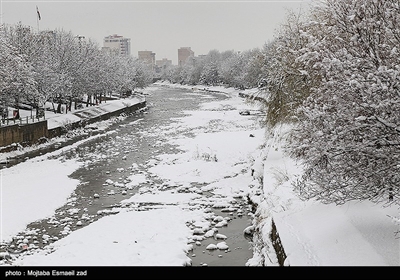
[
  {"xmin": 156, "ymin": 58, "xmax": 172, "ymax": 68},
  {"xmin": 138, "ymin": 51, "xmax": 156, "ymax": 70},
  {"xmin": 178, "ymin": 47, "xmax": 194, "ymax": 66},
  {"xmin": 102, "ymin": 34, "xmax": 131, "ymax": 56}
]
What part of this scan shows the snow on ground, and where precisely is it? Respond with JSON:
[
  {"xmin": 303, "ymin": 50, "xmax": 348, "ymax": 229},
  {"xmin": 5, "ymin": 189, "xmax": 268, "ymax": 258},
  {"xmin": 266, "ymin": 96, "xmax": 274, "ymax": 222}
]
[
  {"xmin": 160, "ymin": 82, "xmax": 400, "ymax": 266},
  {"xmin": 1, "ymin": 157, "xmax": 81, "ymax": 242},
  {"xmin": 247, "ymin": 124, "xmax": 400, "ymax": 266},
  {"xmin": 2, "ymin": 82, "xmax": 398, "ymax": 266},
  {"xmin": 1, "ymin": 83, "xmax": 265, "ymax": 266},
  {"xmin": 45, "ymin": 96, "xmax": 145, "ymax": 130},
  {"xmin": 13, "ymin": 95, "xmax": 146, "ymax": 130},
  {"xmin": 13, "ymin": 206, "xmax": 196, "ymax": 266}
]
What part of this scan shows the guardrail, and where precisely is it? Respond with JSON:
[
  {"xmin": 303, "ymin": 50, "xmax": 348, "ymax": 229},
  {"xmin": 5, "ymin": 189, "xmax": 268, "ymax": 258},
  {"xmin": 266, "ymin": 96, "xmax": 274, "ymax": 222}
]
[{"xmin": 0, "ymin": 115, "xmax": 46, "ymax": 127}]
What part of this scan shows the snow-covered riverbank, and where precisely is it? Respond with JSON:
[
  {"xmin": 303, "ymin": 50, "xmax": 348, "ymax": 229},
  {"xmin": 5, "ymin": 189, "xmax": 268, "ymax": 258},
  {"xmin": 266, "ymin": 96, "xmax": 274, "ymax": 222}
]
[
  {"xmin": 155, "ymin": 82, "xmax": 400, "ymax": 266},
  {"xmin": 1, "ymin": 82, "xmax": 398, "ymax": 267},
  {"xmin": 1, "ymin": 83, "xmax": 265, "ymax": 266},
  {"xmin": 246, "ymin": 124, "xmax": 399, "ymax": 266}
]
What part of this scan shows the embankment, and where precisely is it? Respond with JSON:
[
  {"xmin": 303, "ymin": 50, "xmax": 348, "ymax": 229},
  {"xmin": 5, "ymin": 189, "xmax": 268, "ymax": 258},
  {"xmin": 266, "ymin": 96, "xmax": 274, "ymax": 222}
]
[
  {"xmin": 47, "ymin": 99, "xmax": 146, "ymax": 138},
  {"xmin": 0, "ymin": 98, "xmax": 146, "ymax": 152}
]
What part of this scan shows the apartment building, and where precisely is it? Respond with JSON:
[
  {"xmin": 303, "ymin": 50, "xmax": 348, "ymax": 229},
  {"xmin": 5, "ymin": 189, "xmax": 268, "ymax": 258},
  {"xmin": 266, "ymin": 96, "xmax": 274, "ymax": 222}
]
[
  {"xmin": 178, "ymin": 47, "xmax": 194, "ymax": 66},
  {"xmin": 102, "ymin": 34, "xmax": 131, "ymax": 56}
]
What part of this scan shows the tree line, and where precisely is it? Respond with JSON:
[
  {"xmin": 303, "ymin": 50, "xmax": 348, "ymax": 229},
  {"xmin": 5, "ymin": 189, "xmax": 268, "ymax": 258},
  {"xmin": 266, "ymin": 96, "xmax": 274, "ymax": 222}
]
[
  {"xmin": 160, "ymin": 48, "xmax": 264, "ymax": 90},
  {"xmin": 162, "ymin": 0, "xmax": 399, "ymax": 206},
  {"xmin": 0, "ymin": 23, "xmax": 153, "ymax": 119}
]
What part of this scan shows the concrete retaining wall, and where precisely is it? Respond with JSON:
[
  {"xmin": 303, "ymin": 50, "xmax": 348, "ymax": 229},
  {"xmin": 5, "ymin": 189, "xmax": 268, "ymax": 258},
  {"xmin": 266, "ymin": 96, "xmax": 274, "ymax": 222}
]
[
  {"xmin": 0, "ymin": 100, "xmax": 146, "ymax": 149},
  {"xmin": 0, "ymin": 121, "xmax": 48, "ymax": 148}
]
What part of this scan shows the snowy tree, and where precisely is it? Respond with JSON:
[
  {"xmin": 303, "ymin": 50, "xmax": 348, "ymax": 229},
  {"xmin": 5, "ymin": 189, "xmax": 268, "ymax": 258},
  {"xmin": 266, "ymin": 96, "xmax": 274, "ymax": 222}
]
[
  {"xmin": 285, "ymin": 0, "xmax": 400, "ymax": 205},
  {"xmin": 219, "ymin": 50, "xmax": 246, "ymax": 89},
  {"xmin": 72, "ymin": 38, "xmax": 112, "ymax": 107},
  {"xmin": 241, "ymin": 48, "xmax": 264, "ymax": 89},
  {"xmin": 1, "ymin": 22, "xmax": 152, "ymax": 118},
  {"xmin": 133, "ymin": 59, "xmax": 153, "ymax": 88},
  {"xmin": 0, "ymin": 25, "xmax": 38, "ymax": 118},
  {"xmin": 252, "ymin": 9, "xmax": 312, "ymax": 128},
  {"xmin": 166, "ymin": 66, "xmax": 185, "ymax": 84},
  {"xmin": 199, "ymin": 50, "xmax": 222, "ymax": 86},
  {"xmin": 162, "ymin": 48, "xmax": 263, "ymax": 89},
  {"xmin": 190, "ymin": 56, "xmax": 206, "ymax": 85},
  {"xmin": 179, "ymin": 56, "xmax": 204, "ymax": 85},
  {"xmin": 200, "ymin": 63, "xmax": 220, "ymax": 86},
  {"xmin": 111, "ymin": 56, "xmax": 152, "ymax": 97}
]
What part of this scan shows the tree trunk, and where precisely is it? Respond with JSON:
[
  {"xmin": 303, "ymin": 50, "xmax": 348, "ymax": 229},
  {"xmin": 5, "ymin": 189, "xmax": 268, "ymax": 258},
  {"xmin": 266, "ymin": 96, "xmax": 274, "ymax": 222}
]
[
  {"xmin": 68, "ymin": 97, "xmax": 73, "ymax": 113},
  {"xmin": 52, "ymin": 102, "xmax": 56, "ymax": 113}
]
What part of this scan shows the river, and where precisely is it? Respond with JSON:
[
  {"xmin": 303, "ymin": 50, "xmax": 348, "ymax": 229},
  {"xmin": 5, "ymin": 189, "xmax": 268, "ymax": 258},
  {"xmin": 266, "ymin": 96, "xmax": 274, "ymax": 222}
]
[{"xmin": 2, "ymin": 85, "xmax": 262, "ymax": 266}]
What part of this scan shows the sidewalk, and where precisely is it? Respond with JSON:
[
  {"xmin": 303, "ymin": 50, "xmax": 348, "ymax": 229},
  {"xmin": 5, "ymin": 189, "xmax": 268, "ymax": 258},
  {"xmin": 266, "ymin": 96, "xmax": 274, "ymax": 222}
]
[{"xmin": 44, "ymin": 96, "xmax": 145, "ymax": 130}]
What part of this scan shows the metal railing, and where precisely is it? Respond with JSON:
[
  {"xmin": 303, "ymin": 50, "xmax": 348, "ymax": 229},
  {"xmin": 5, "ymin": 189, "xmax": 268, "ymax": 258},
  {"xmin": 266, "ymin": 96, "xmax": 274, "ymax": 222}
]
[{"xmin": 0, "ymin": 115, "xmax": 46, "ymax": 127}]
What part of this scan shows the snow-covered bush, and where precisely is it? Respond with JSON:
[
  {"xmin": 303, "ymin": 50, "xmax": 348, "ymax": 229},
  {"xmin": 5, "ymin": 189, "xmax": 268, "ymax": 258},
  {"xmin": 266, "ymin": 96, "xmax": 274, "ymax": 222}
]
[{"xmin": 286, "ymin": 0, "xmax": 400, "ymax": 205}]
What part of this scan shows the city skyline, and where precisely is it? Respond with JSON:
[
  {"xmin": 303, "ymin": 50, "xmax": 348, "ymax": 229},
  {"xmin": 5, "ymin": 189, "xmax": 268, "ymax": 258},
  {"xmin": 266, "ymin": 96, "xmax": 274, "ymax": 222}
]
[{"xmin": 1, "ymin": 0, "xmax": 311, "ymax": 64}]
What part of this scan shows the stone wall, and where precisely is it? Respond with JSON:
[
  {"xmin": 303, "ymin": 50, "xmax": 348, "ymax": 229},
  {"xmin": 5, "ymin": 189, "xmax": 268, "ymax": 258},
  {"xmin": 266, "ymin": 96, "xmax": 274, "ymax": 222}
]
[{"xmin": 0, "ymin": 121, "xmax": 48, "ymax": 147}]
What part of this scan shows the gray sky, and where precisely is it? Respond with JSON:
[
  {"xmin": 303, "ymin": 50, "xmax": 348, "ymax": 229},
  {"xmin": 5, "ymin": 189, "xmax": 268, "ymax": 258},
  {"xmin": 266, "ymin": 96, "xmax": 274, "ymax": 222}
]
[{"xmin": 1, "ymin": 0, "xmax": 311, "ymax": 65}]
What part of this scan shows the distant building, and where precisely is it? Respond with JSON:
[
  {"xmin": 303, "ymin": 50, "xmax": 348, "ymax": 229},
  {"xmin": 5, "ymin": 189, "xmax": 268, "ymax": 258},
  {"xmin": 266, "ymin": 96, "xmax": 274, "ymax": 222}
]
[
  {"xmin": 102, "ymin": 34, "xmax": 131, "ymax": 56},
  {"xmin": 156, "ymin": 58, "xmax": 172, "ymax": 68},
  {"xmin": 155, "ymin": 58, "xmax": 172, "ymax": 74},
  {"xmin": 138, "ymin": 51, "xmax": 156, "ymax": 70},
  {"xmin": 178, "ymin": 47, "xmax": 194, "ymax": 66}
]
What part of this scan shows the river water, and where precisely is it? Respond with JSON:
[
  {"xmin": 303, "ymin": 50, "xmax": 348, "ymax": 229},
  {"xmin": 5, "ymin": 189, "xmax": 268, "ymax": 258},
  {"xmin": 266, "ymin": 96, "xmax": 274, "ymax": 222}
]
[{"xmin": 2, "ymin": 85, "xmax": 257, "ymax": 266}]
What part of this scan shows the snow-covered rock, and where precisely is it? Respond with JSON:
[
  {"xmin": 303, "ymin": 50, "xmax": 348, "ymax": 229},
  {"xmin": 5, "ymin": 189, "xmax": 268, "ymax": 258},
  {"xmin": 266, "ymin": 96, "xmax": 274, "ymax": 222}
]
[
  {"xmin": 213, "ymin": 216, "xmax": 224, "ymax": 222},
  {"xmin": 214, "ymin": 220, "xmax": 228, "ymax": 227},
  {"xmin": 243, "ymin": 225, "xmax": 254, "ymax": 235},
  {"xmin": 215, "ymin": 233, "xmax": 227, "ymax": 240},
  {"xmin": 206, "ymin": 244, "xmax": 218, "ymax": 250},
  {"xmin": 204, "ymin": 229, "xmax": 216, "ymax": 238},
  {"xmin": 217, "ymin": 241, "xmax": 229, "ymax": 250},
  {"xmin": 105, "ymin": 179, "xmax": 113, "ymax": 185}
]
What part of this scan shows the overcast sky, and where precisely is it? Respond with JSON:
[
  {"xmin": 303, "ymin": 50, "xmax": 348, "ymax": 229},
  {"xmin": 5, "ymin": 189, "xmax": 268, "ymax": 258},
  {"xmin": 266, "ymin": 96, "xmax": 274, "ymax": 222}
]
[{"xmin": 1, "ymin": 0, "xmax": 311, "ymax": 64}]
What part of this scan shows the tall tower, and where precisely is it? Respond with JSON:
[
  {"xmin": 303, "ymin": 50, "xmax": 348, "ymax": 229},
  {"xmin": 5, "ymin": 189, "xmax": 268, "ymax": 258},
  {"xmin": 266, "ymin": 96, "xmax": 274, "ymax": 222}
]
[
  {"xmin": 178, "ymin": 47, "xmax": 194, "ymax": 66},
  {"xmin": 102, "ymin": 34, "xmax": 131, "ymax": 56}
]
